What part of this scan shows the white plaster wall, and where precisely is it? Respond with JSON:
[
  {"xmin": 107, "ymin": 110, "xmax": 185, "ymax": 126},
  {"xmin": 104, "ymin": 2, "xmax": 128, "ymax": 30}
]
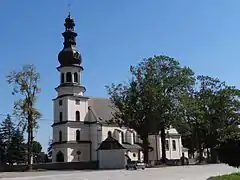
[
  {"xmin": 101, "ymin": 126, "xmax": 121, "ymax": 142},
  {"xmin": 148, "ymin": 134, "xmax": 183, "ymax": 161},
  {"xmin": 67, "ymin": 124, "xmax": 90, "ymax": 141},
  {"xmin": 53, "ymin": 97, "xmax": 68, "ymax": 123},
  {"xmin": 98, "ymin": 149, "xmax": 125, "ymax": 169},
  {"xmin": 67, "ymin": 144, "xmax": 90, "ymax": 162},
  {"xmin": 52, "ymin": 125, "xmax": 68, "ymax": 142},
  {"xmin": 126, "ymin": 150, "xmax": 140, "ymax": 161},
  {"xmin": 101, "ymin": 126, "xmax": 137, "ymax": 144},
  {"xmin": 125, "ymin": 130, "xmax": 133, "ymax": 144},
  {"xmin": 166, "ymin": 137, "xmax": 182, "ymax": 159},
  {"xmin": 89, "ymin": 124, "xmax": 102, "ymax": 161},
  {"xmin": 67, "ymin": 97, "xmax": 88, "ymax": 122},
  {"xmin": 56, "ymin": 86, "xmax": 85, "ymax": 96}
]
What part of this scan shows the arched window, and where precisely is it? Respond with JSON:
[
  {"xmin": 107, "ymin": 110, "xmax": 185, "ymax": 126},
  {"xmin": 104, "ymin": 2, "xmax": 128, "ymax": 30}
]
[
  {"xmin": 76, "ymin": 111, "xmax": 80, "ymax": 121},
  {"xmin": 76, "ymin": 130, "xmax": 80, "ymax": 141},
  {"xmin": 121, "ymin": 131, "xmax": 124, "ymax": 143},
  {"xmin": 107, "ymin": 131, "xmax": 112, "ymax": 137},
  {"xmin": 133, "ymin": 133, "xmax": 136, "ymax": 143},
  {"xmin": 66, "ymin": 72, "xmax": 72, "ymax": 82},
  {"xmin": 59, "ymin": 131, "xmax": 62, "ymax": 142},
  {"xmin": 74, "ymin": 72, "xmax": 78, "ymax": 83},
  {"xmin": 56, "ymin": 151, "xmax": 64, "ymax": 162},
  {"xmin": 172, "ymin": 140, "xmax": 176, "ymax": 151},
  {"xmin": 59, "ymin": 112, "xmax": 62, "ymax": 122},
  {"xmin": 61, "ymin": 73, "xmax": 64, "ymax": 83}
]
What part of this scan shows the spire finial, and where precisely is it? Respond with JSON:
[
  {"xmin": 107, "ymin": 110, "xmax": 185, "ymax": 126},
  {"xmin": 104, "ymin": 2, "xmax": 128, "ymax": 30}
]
[{"xmin": 67, "ymin": 2, "xmax": 71, "ymax": 17}]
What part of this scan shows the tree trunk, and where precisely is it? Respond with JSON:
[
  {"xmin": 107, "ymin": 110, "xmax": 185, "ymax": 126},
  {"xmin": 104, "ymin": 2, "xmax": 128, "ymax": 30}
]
[
  {"xmin": 142, "ymin": 136, "xmax": 149, "ymax": 164},
  {"xmin": 198, "ymin": 145, "xmax": 203, "ymax": 163},
  {"xmin": 210, "ymin": 147, "xmax": 217, "ymax": 163},
  {"xmin": 27, "ymin": 117, "xmax": 33, "ymax": 171},
  {"xmin": 160, "ymin": 126, "xmax": 166, "ymax": 164}
]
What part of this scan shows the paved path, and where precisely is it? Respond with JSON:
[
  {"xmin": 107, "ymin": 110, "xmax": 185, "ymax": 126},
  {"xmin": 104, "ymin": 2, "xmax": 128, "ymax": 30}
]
[{"xmin": 0, "ymin": 164, "xmax": 238, "ymax": 180}]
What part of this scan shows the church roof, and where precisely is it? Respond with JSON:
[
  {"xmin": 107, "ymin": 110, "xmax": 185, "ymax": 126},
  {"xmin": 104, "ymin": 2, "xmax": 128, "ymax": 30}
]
[
  {"xmin": 88, "ymin": 97, "xmax": 114, "ymax": 124},
  {"xmin": 97, "ymin": 136, "xmax": 125, "ymax": 150}
]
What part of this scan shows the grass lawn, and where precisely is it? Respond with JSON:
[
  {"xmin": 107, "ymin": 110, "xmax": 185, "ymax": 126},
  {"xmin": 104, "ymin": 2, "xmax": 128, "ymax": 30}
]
[{"xmin": 208, "ymin": 173, "xmax": 240, "ymax": 180}]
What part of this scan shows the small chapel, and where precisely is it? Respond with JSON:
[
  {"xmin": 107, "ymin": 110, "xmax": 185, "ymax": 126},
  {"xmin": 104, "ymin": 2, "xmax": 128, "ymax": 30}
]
[{"xmin": 51, "ymin": 14, "xmax": 187, "ymax": 166}]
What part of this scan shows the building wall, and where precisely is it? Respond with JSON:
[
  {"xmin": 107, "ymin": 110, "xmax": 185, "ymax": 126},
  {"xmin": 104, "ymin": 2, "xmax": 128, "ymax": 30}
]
[
  {"xmin": 101, "ymin": 126, "xmax": 136, "ymax": 144},
  {"xmin": 67, "ymin": 97, "xmax": 88, "ymax": 122},
  {"xmin": 98, "ymin": 149, "xmax": 126, "ymax": 169},
  {"xmin": 52, "ymin": 143, "xmax": 91, "ymax": 162},
  {"xmin": 53, "ymin": 125, "xmax": 68, "ymax": 143},
  {"xmin": 52, "ymin": 146, "xmax": 68, "ymax": 162},
  {"xmin": 67, "ymin": 123, "xmax": 90, "ymax": 141},
  {"xmin": 89, "ymin": 124, "xmax": 102, "ymax": 161},
  {"xmin": 148, "ymin": 132, "xmax": 183, "ymax": 161},
  {"xmin": 67, "ymin": 144, "xmax": 91, "ymax": 162}
]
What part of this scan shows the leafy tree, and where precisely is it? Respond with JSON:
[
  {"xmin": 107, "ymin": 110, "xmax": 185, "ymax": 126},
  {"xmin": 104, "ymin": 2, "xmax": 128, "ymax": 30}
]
[
  {"xmin": 217, "ymin": 132, "xmax": 240, "ymax": 168},
  {"xmin": 7, "ymin": 128, "xmax": 26, "ymax": 164},
  {"xmin": 6, "ymin": 64, "xmax": 42, "ymax": 169},
  {"xmin": 106, "ymin": 55, "xmax": 195, "ymax": 163},
  {"xmin": 32, "ymin": 141, "xmax": 42, "ymax": 163},
  {"xmin": 176, "ymin": 75, "xmax": 240, "ymax": 163},
  {"xmin": 0, "ymin": 114, "xmax": 16, "ymax": 164}
]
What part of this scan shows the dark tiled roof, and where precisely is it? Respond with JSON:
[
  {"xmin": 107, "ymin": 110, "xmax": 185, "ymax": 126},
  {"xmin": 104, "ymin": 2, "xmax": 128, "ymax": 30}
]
[
  {"xmin": 88, "ymin": 97, "xmax": 115, "ymax": 123},
  {"xmin": 97, "ymin": 136, "xmax": 125, "ymax": 150},
  {"xmin": 122, "ymin": 143, "xmax": 142, "ymax": 150}
]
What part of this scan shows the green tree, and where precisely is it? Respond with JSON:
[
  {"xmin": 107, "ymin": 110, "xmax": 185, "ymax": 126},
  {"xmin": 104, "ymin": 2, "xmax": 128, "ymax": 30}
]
[
  {"xmin": 0, "ymin": 114, "xmax": 16, "ymax": 164},
  {"xmin": 176, "ymin": 75, "xmax": 240, "ymax": 163},
  {"xmin": 6, "ymin": 64, "xmax": 42, "ymax": 169},
  {"xmin": 106, "ymin": 55, "xmax": 195, "ymax": 163},
  {"xmin": 32, "ymin": 141, "xmax": 42, "ymax": 163},
  {"xmin": 7, "ymin": 128, "xmax": 26, "ymax": 164}
]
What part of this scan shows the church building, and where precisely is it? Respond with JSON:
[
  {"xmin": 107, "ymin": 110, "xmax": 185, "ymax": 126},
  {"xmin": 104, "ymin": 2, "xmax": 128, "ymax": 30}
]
[{"xmin": 51, "ymin": 14, "xmax": 186, "ymax": 165}]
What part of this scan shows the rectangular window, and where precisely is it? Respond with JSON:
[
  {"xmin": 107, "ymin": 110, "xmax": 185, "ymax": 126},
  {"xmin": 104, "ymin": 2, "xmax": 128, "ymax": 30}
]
[
  {"xmin": 172, "ymin": 140, "xmax": 176, "ymax": 151},
  {"xmin": 59, "ymin": 100, "xmax": 62, "ymax": 106},
  {"xmin": 59, "ymin": 112, "xmax": 63, "ymax": 122},
  {"xmin": 75, "ymin": 100, "xmax": 80, "ymax": 105},
  {"xmin": 166, "ymin": 140, "xmax": 169, "ymax": 151}
]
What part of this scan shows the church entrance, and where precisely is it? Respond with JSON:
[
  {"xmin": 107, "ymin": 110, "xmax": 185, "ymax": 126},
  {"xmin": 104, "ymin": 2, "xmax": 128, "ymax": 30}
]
[{"xmin": 56, "ymin": 151, "xmax": 64, "ymax": 162}]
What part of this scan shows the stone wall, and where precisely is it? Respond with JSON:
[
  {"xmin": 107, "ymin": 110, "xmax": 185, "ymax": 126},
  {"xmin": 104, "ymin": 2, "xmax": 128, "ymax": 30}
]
[{"xmin": 0, "ymin": 161, "xmax": 98, "ymax": 172}]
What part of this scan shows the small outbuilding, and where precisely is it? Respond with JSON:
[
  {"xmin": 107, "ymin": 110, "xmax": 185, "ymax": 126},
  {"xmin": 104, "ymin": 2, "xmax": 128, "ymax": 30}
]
[{"xmin": 97, "ymin": 132, "xmax": 127, "ymax": 169}]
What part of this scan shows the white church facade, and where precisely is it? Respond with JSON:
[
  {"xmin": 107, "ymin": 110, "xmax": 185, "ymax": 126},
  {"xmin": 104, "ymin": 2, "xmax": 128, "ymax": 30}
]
[{"xmin": 51, "ymin": 14, "xmax": 187, "ymax": 165}]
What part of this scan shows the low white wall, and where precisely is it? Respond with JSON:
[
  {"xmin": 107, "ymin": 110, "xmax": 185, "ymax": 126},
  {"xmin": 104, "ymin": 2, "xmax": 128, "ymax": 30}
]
[{"xmin": 98, "ymin": 149, "xmax": 125, "ymax": 169}]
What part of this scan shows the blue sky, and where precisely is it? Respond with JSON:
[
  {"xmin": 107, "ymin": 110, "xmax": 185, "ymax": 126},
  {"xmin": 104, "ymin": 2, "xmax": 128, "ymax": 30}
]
[{"xmin": 1, "ymin": 0, "xmax": 240, "ymax": 151}]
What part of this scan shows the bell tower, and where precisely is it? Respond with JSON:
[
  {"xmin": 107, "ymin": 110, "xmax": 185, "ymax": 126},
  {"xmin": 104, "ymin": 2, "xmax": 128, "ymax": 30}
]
[{"xmin": 52, "ymin": 13, "xmax": 90, "ymax": 163}]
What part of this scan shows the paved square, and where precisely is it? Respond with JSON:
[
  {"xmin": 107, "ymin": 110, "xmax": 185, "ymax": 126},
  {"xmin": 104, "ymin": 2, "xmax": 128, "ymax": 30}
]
[{"xmin": 0, "ymin": 164, "xmax": 237, "ymax": 180}]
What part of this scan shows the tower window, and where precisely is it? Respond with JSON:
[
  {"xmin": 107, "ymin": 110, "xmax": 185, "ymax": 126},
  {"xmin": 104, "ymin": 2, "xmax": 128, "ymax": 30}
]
[
  {"xmin": 61, "ymin": 73, "xmax": 64, "ymax": 83},
  {"xmin": 59, "ymin": 100, "xmax": 62, "ymax": 106},
  {"xmin": 75, "ymin": 100, "xmax": 80, "ymax": 105},
  {"xmin": 107, "ymin": 131, "xmax": 112, "ymax": 137},
  {"xmin": 121, "ymin": 131, "xmax": 124, "ymax": 143},
  {"xmin": 74, "ymin": 72, "xmax": 78, "ymax": 83},
  {"xmin": 76, "ymin": 130, "xmax": 80, "ymax": 141},
  {"xmin": 76, "ymin": 111, "xmax": 80, "ymax": 121},
  {"xmin": 133, "ymin": 133, "xmax": 136, "ymax": 143},
  {"xmin": 166, "ymin": 140, "xmax": 169, "ymax": 151},
  {"xmin": 66, "ymin": 72, "xmax": 72, "ymax": 82},
  {"xmin": 172, "ymin": 140, "xmax": 176, "ymax": 151},
  {"xmin": 59, "ymin": 131, "xmax": 62, "ymax": 142},
  {"xmin": 59, "ymin": 112, "xmax": 63, "ymax": 122}
]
